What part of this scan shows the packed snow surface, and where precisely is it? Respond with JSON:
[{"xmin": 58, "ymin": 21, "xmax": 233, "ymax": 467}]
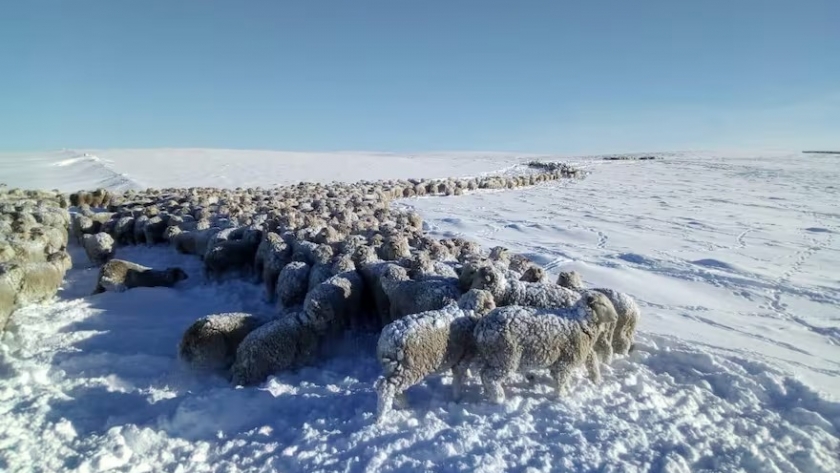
[{"xmin": 1, "ymin": 149, "xmax": 839, "ymax": 472}]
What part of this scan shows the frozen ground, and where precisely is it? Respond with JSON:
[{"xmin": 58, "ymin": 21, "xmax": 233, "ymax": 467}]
[{"xmin": 1, "ymin": 149, "xmax": 839, "ymax": 472}]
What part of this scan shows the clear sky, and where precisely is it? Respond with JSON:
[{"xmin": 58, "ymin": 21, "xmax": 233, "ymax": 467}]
[{"xmin": 2, "ymin": 1, "xmax": 838, "ymax": 154}]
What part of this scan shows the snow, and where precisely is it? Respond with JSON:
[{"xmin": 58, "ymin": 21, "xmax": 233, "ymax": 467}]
[{"xmin": 1, "ymin": 149, "xmax": 839, "ymax": 472}]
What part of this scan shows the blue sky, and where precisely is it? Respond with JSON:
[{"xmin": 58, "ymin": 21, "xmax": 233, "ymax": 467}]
[{"xmin": 2, "ymin": 1, "xmax": 838, "ymax": 154}]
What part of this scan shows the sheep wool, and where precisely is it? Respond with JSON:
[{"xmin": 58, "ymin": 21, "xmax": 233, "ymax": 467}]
[
  {"xmin": 473, "ymin": 291, "xmax": 619, "ymax": 404},
  {"xmin": 374, "ymin": 289, "xmax": 496, "ymax": 422},
  {"xmin": 178, "ymin": 312, "xmax": 266, "ymax": 372}
]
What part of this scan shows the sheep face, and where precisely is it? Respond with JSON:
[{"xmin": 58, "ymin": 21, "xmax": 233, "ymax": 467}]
[
  {"xmin": 584, "ymin": 291, "xmax": 618, "ymax": 326},
  {"xmin": 468, "ymin": 265, "xmax": 506, "ymax": 302},
  {"xmin": 556, "ymin": 271, "xmax": 584, "ymax": 290},
  {"xmin": 457, "ymin": 289, "xmax": 496, "ymax": 317}
]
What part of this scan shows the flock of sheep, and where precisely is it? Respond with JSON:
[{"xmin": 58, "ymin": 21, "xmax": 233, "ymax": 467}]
[{"xmin": 0, "ymin": 162, "xmax": 641, "ymax": 424}]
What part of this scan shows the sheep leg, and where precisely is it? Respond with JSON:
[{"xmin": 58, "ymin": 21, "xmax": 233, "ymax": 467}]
[
  {"xmin": 451, "ymin": 361, "xmax": 471, "ymax": 401},
  {"xmin": 585, "ymin": 351, "xmax": 602, "ymax": 384},
  {"xmin": 594, "ymin": 331, "xmax": 614, "ymax": 365},
  {"xmin": 264, "ymin": 269, "xmax": 278, "ymax": 302},
  {"xmin": 479, "ymin": 365, "xmax": 507, "ymax": 404},
  {"xmin": 549, "ymin": 365, "xmax": 573, "ymax": 397}
]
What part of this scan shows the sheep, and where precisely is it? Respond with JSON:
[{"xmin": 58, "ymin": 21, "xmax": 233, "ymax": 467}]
[
  {"xmin": 306, "ymin": 244, "xmax": 336, "ymax": 292},
  {"xmin": 519, "ymin": 266, "xmax": 548, "ymax": 283},
  {"xmin": 352, "ymin": 246, "xmax": 398, "ymax": 329},
  {"xmin": 14, "ymin": 252, "xmax": 72, "ymax": 307},
  {"xmin": 82, "ymin": 232, "xmax": 116, "ymax": 266},
  {"xmin": 300, "ymin": 256, "xmax": 365, "ymax": 333},
  {"xmin": 473, "ymin": 291, "xmax": 619, "ymax": 404},
  {"xmin": 178, "ymin": 312, "xmax": 266, "ymax": 372},
  {"xmin": 556, "ymin": 270, "xmax": 640, "ymax": 359},
  {"xmin": 374, "ymin": 289, "xmax": 496, "ymax": 422},
  {"xmin": 92, "ymin": 259, "xmax": 189, "ymax": 294},
  {"xmin": 406, "ymin": 250, "xmax": 459, "ymax": 281},
  {"xmin": 378, "ymin": 235, "xmax": 411, "ymax": 261},
  {"xmin": 70, "ymin": 214, "xmax": 96, "ymax": 244},
  {"xmin": 0, "ymin": 264, "xmax": 24, "ymax": 331},
  {"xmin": 203, "ymin": 228, "xmax": 262, "ymax": 280},
  {"xmin": 112, "ymin": 216, "xmax": 135, "ymax": 245},
  {"xmin": 229, "ymin": 312, "xmax": 320, "ymax": 386},
  {"xmin": 275, "ymin": 261, "xmax": 311, "ymax": 310},
  {"xmin": 379, "ymin": 264, "xmax": 462, "ymax": 323},
  {"xmin": 469, "ymin": 264, "xmax": 580, "ymax": 309}
]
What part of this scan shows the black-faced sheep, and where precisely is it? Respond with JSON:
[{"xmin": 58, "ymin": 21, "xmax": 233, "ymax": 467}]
[
  {"xmin": 374, "ymin": 289, "xmax": 496, "ymax": 422},
  {"xmin": 92, "ymin": 259, "xmax": 188, "ymax": 294},
  {"xmin": 473, "ymin": 291, "xmax": 619, "ymax": 404}
]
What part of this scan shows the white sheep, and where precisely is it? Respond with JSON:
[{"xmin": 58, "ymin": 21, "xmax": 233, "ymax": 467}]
[
  {"xmin": 178, "ymin": 312, "xmax": 266, "ymax": 372},
  {"xmin": 374, "ymin": 289, "xmax": 496, "ymax": 422},
  {"xmin": 13, "ymin": 252, "xmax": 72, "ymax": 307},
  {"xmin": 473, "ymin": 291, "xmax": 619, "ymax": 404},
  {"xmin": 379, "ymin": 264, "xmax": 462, "ymax": 323},
  {"xmin": 82, "ymin": 232, "xmax": 116, "ymax": 266},
  {"xmin": 229, "ymin": 312, "xmax": 320, "ymax": 386},
  {"xmin": 92, "ymin": 259, "xmax": 188, "ymax": 294},
  {"xmin": 556, "ymin": 270, "xmax": 640, "ymax": 359},
  {"xmin": 469, "ymin": 264, "xmax": 580, "ymax": 309}
]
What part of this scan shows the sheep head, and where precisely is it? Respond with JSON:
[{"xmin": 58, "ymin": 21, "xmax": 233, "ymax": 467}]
[
  {"xmin": 457, "ymin": 288, "xmax": 496, "ymax": 317},
  {"xmin": 583, "ymin": 291, "xmax": 618, "ymax": 326},
  {"xmin": 556, "ymin": 270, "xmax": 584, "ymax": 290}
]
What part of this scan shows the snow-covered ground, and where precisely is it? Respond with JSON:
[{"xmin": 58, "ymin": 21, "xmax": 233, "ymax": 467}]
[{"xmin": 1, "ymin": 149, "xmax": 839, "ymax": 472}]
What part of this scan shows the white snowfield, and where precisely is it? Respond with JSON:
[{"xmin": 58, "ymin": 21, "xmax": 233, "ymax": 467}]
[{"xmin": 1, "ymin": 149, "xmax": 839, "ymax": 473}]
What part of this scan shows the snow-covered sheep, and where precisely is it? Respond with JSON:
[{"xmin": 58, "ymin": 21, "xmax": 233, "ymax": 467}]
[
  {"xmin": 112, "ymin": 216, "xmax": 136, "ymax": 245},
  {"xmin": 82, "ymin": 232, "xmax": 116, "ymax": 266},
  {"xmin": 378, "ymin": 235, "xmax": 411, "ymax": 261},
  {"xmin": 519, "ymin": 266, "xmax": 548, "ymax": 283},
  {"xmin": 70, "ymin": 214, "xmax": 95, "ymax": 244},
  {"xmin": 0, "ymin": 264, "xmax": 24, "ymax": 330},
  {"xmin": 379, "ymin": 264, "xmax": 462, "ymax": 323},
  {"xmin": 374, "ymin": 289, "xmax": 496, "ymax": 422},
  {"xmin": 14, "ymin": 252, "xmax": 72, "ymax": 307},
  {"xmin": 469, "ymin": 264, "xmax": 580, "ymax": 309},
  {"xmin": 275, "ymin": 261, "xmax": 311, "ymax": 309},
  {"xmin": 203, "ymin": 229, "xmax": 262, "ymax": 280},
  {"xmin": 508, "ymin": 253, "xmax": 538, "ymax": 274},
  {"xmin": 132, "ymin": 214, "xmax": 150, "ymax": 245},
  {"xmin": 229, "ymin": 312, "xmax": 319, "ymax": 386},
  {"xmin": 307, "ymin": 244, "xmax": 336, "ymax": 292},
  {"xmin": 352, "ymin": 246, "xmax": 399, "ymax": 329},
  {"xmin": 92, "ymin": 259, "xmax": 188, "ymax": 294},
  {"xmin": 556, "ymin": 270, "xmax": 640, "ymax": 359},
  {"xmin": 406, "ymin": 250, "xmax": 459, "ymax": 281},
  {"xmin": 178, "ymin": 312, "xmax": 266, "ymax": 372},
  {"xmin": 473, "ymin": 291, "xmax": 619, "ymax": 404},
  {"xmin": 301, "ymin": 258, "xmax": 365, "ymax": 333}
]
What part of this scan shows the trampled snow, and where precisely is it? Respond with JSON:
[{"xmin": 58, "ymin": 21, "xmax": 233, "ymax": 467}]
[{"xmin": 1, "ymin": 149, "xmax": 839, "ymax": 472}]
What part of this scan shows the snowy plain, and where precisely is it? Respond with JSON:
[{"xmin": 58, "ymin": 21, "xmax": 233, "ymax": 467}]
[{"xmin": 1, "ymin": 148, "xmax": 839, "ymax": 472}]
